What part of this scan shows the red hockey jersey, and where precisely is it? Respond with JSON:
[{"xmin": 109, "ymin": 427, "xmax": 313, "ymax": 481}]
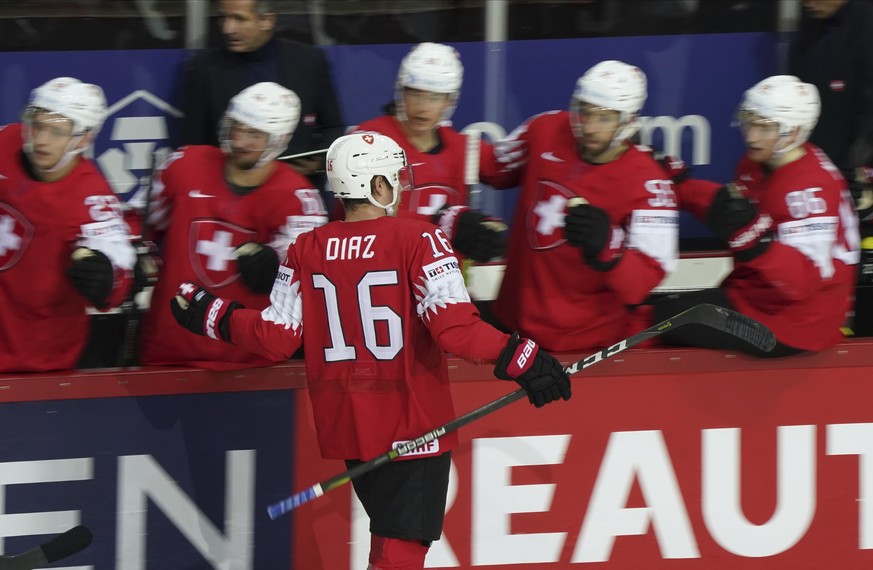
[
  {"xmin": 229, "ymin": 217, "xmax": 510, "ymax": 460},
  {"xmin": 490, "ymin": 111, "xmax": 679, "ymax": 352},
  {"xmin": 0, "ymin": 123, "xmax": 135, "ymax": 372},
  {"xmin": 141, "ymin": 145, "xmax": 327, "ymax": 369},
  {"xmin": 679, "ymin": 143, "xmax": 858, "ymax": 351}
]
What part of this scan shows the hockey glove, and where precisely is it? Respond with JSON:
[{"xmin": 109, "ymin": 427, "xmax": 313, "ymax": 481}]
[
  {"xmin": 170, "ymin": 282, "xmax": 242, "ymax": 342},
  {"xmin": 494, "ymin": 332, "xmax": 571, "ymax": 408},
  {"xmin": 564, "ymin": 199, "xmax": 623, "ymax": 271},
  {"xmin": 706, "ymin": 184, "xmax": 773, "ymax": 262},
  {"xmin": 656, "ymin": 154, "xmax": 691, "ymax": 184},
  {"xmin": 67, "ymin": 247, "xmax": 114, "ymax": 307},
  {"xmin": 235, "ymin": 242, "xmax": 280, "ymax": 294},
  {"xmin": 434, "ymin": 205, "xmax": 507, "ymax": 263}
]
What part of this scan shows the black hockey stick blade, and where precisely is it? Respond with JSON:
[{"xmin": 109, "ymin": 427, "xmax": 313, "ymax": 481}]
[
  {"xmin": 267, "ymin": 303, "xmax": 774, "ymax": 519},
  {"xmin": 0, "ymin": 525, "xmax": 93, "ymax": 570}
]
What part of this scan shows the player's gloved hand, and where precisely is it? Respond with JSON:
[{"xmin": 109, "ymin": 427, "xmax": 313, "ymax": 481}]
[
  {"xmin": 434, "ymin": 205, "xmax": 507, "ymax": 263},
  {"xmin": 132, "ymin": 240, "xmax": 161, "ymax": 296},
  {"xmin": 67, "ymin": 247, "xmax": 114, "ymax": 307},
  {"xmin": 235, "ymin": 242, "xmax": 279, "ymax": 294},
  {"xmin": 656, "ymin": 153, "xmax": 691, "ymax": 184},
  {"xmin": 494, "ymin": 332, "xmax": 571, "ymax": 408},
  {"xmin": 170, "ymin": 282, "xmax": 242, "ymax": 342},
  {"xmin": 564, "ymin": 198, "xmax": 623, "ymax": 271},
  {"xmin": 234, "ymin": 241, "xmax": 279, "ymax": 295},
  {"xmin": 706, "ymin": 183, "xmax": 773, "ymax": 262},
  {"xmin": 849, "ymin": 166, "xmax": 873, "ymax": 223}
]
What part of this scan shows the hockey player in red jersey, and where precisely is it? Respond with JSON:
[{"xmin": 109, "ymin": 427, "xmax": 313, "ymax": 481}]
[
  {"xmin": 656, "ymin": 75, "xmax": 859, "ymax": 355},
  {"xmin": 489, "ymin": 60, "xmax": 679, "ymax": 352},
  {"xmin": 353, "ymin": 42, "xmax": 507, "ymax": 263},
  {"xmin": 170, "ymin": 132, "xmax": 571, "ymax": 570},
  {"xmin": 140, "ymin": 82, "xmax": 328, "ymax": 369},
  {"xmin": 0, "ymin": 77, "xmax": 136, "ymax": 372}
]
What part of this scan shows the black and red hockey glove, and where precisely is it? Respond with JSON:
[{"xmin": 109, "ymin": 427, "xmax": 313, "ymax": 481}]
[
  {"xmin": 67, "ymin": 247, "xmax": 115, "ymax": 308},
  {"xmin": 235, "ymin": 242, "xmax": 280, "ymax": 294},
  {"xmin": 170, "ymin": 282, "xmax": 242, "ymax": 342},
  {"xmin": 564, "ymin": 199, "xmax": 623, "ymax": 271},
  {"xmin": 434, "ymin": 205, "xmax": 507, "ymax": 263},
  {"xmin": 494, "ymin": 332, "xmax": 571, "ymax": 408},
  {"xmin": 707, "ymin": 184, "xmax": 773, "ymax": 262}
]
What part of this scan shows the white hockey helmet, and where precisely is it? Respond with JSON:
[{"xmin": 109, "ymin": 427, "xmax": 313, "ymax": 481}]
[
  {"xmin": 326, "ymin": 133, "xmax": 413, "ymax": 212},
  {"xmin": 220, "ymin": 81, "xmax": 301, "ymax": 167},
  {"xmin": 737, "ymin": 75, "xmax": 820, "ymax": 155},
  {"xmin": 395, "ymin": 42, "xmax": 463, "ymax": 122},
  {"xmin": 25, "ymin": 76, "xmax": 107, "ymax": 135},
  {"xmin": 571, "ymin": 60, "xmax": 647, "ymax": 143},
  {"xmin": 22, "ymin": 77, "xmax": 107, "ymax": 173}
]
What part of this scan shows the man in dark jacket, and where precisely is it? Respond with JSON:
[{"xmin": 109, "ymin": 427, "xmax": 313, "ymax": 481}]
[
  {"xmin": 181, "ymin": 0, "xmax": 345, "ymax": 180},
  {"xmin": 790, "ymin": 0, "xmax": 873, "ymax": 209}
]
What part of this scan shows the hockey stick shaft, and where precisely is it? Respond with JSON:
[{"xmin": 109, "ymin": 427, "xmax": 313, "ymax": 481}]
[
  {"xmin": 277, "ymin": 148, "xmax": 329, "ymax": 161},
  {"xmin": 267, "ymin": 303, "xmax": 773, "ymax": 519}
]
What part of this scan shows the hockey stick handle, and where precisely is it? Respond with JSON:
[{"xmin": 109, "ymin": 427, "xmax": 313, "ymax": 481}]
[{"xmin": 267, "ymin": 304, "xmax": 774, "ymax": 519}]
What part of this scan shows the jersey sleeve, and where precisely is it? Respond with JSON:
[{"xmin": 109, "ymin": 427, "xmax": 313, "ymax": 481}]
[
  {"xmin": 227, "ymin": 249, "xmax": 305, "ymax": 361},
  {"xmin": 411, "ymin": 227, "xmax": 509, "ymax": 363},
  {"xmin": 602, "ymin": 174, "xmax": 680, "ymax": 305},
  {"xmin": 489, "ymin": 117, "xmax": 536, "ymax": 189},
  {"xmin": 479, "ymin": 137, "xmax": 517, "ymax": 189},
  {"xmin": 675, "ymin": 177, "xmax": 723, "ymax": 221},
  {"xmin": 75, "ymin": 176, "xmax": 137, "ymax": 308},
  {"xmin": 267, "ymin": 185, "xmax": 329, "ymax": 254}
]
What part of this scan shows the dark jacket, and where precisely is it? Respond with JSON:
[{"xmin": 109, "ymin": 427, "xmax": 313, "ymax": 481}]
[
  {"xmin": 790, "ymin": 0, "xmax": 873, "ymax": 172},
  {"xmin": 181, "ymin": 37, "xmax": 345, "ymax": 157}
]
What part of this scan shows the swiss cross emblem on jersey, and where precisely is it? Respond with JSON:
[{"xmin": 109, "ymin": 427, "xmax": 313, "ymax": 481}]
[
  {"xmin": 526, "ymin": 180, "xmax": 577, "ymax": 250},
  {"xmin": 362, "ymin": 134, "xmax": 374, "ymax": 145},
  {"xmin": 408, "ymin": 184, "xmax": 460, "ymax": 216},
  {"xmin": 0, "ymin": 202, "xmax": 34, "ymax": 271},
  {"xmin": 188, "ymin": 220, "xmax": 256, "ymax": 288}
]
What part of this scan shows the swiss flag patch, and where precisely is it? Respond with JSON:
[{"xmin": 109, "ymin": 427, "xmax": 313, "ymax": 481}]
[
  {"xmin": 526, "ymin": 181, "xmax": 576, "ymax": 250},
  {"xmin": 188, "ymin": 220, "xmax": 256, "ymax": 288},
  {"xmin": 0, "ymin": 202, "xmax": 34, "ymax": 271}
]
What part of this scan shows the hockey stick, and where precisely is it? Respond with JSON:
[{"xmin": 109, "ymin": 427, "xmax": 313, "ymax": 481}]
[
  {"xmin": 266, "ymin": 303, "xmax": 774, "ymax": 519},
  {"xmin": 0, "ymin": 525, "xmax": 93, "ymax": 570},
  {"xmin": 464, "ymin": 129, "xmax": 482, "ymax": 209},
  {"xmin": 118, "ymin": 150, "xmax": 160, "ymax": 367},
  {"xmin": 277, "ymin": 148, "xmax": 329, "ymax": 161}
]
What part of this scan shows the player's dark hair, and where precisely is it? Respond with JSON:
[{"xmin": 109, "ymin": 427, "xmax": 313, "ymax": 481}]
[{"xmin": 340, "ymin": 176, "xmax": 388, "ymax": 212}]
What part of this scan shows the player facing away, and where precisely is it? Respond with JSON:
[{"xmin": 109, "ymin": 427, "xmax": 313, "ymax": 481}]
[
  {"xmin": 0, "ymin": 77, "xmax": 136, "ymax": 372},
  {"xmin": 353, "ymin": 42, "xmax": 508, "ymax": 263},
  {"xmin": 140, "ymin": 81, "xmax": 328, "ymax": 369},
  {"xmin": 170, "ymin": 132, "xmax": 571, "ymax": 570},
  {"xmin": 656, "ymin": 75, "xmax": 859, "ymax": 355},
  {"xmin": 489, "ymin": 60, "xmax": 679, "ymax": 352}
]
